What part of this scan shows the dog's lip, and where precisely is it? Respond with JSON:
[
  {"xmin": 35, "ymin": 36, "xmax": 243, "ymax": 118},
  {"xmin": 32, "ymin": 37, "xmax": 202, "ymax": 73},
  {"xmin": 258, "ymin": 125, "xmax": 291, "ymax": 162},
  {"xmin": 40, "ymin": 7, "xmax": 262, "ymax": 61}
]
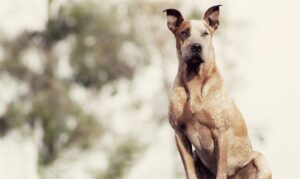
[{"xmin": 185, "ymin": 56, "xmax": 204, "ymax": 63}]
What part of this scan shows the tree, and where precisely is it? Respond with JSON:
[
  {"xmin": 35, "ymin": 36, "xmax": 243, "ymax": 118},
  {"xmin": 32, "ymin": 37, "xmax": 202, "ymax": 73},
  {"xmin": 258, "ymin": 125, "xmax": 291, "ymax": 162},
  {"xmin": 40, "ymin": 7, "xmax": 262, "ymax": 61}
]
[
  {"xmin": 0, "ymin": 0, "xmax": 140, "ymax": 170},
  {"xmin": 0, "ymin": 1, "xmax": 241, "ymax": 178}
]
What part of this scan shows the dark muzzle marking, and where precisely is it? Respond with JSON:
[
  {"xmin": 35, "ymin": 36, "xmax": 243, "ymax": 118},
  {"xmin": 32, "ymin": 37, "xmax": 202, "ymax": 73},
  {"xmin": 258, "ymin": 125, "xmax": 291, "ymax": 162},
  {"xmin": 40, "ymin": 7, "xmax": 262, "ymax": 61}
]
[
  {"xmin": 185, "ymin": 43, "xmax": 204, "ymax": 64},
  {"xmin": 185, "ymin": 43, "xmax": 204, "ymax": 73}
]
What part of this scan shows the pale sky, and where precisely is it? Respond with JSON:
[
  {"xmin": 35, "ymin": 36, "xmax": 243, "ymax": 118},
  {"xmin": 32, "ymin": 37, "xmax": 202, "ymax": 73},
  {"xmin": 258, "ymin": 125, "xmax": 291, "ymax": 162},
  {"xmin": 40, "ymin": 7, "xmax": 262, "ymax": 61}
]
[
  {"xmin": 1, "ymin": 0, "xmax": 300, "ymax": 178},
  {"xmin": 0, "ymin": 0, "xmax": 47, "ymax": 37},
  {"xmin": 225, "ymin": 1, "xmax": 300, "ymax": 178}
]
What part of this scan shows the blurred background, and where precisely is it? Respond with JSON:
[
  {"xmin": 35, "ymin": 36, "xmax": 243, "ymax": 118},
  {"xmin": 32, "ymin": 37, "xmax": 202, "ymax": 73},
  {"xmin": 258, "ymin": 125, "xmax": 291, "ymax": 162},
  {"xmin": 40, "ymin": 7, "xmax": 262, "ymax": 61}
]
[{"xmin": 0, "ymin": 0, "xmax": 300, "ymax": 178}]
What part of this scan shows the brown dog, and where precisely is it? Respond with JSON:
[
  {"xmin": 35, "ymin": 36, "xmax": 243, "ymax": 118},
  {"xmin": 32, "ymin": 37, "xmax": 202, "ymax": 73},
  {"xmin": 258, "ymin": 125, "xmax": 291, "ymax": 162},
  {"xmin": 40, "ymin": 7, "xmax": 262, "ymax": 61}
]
[{"xmin": 164, "ymin": 5, "xmax": 272, "ymax": 179}]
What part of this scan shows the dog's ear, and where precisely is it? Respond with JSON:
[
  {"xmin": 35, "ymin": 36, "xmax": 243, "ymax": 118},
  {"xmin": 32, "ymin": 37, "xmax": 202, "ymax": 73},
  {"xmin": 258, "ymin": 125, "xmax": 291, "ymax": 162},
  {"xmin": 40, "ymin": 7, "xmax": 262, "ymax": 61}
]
[
  {"xmin": 163, "ymin": 9, "xmax": 184, "ymax": 33},
  {"xmin": 203, "ymin": 5, "xmax": 221, "ymax": 31}
]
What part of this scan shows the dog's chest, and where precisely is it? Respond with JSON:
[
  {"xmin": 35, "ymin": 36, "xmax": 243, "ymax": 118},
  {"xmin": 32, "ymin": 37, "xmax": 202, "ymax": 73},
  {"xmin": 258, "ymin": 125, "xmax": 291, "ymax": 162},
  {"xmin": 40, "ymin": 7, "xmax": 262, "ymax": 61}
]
[{"xmin": 183, "ymin": 114, "xmax": 215, "ymax": 154}]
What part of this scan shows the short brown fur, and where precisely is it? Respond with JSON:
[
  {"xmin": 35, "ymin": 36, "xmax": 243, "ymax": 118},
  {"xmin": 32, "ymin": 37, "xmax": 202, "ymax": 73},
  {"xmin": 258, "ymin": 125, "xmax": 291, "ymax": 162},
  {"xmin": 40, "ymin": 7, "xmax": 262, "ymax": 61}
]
[
  {"xmin": 175, "ymin": 21, "xmax": 191, "ymax": 52},
  {"xmin": 165, "ymin": 5, "xmax": 272, "ymax": 179}
]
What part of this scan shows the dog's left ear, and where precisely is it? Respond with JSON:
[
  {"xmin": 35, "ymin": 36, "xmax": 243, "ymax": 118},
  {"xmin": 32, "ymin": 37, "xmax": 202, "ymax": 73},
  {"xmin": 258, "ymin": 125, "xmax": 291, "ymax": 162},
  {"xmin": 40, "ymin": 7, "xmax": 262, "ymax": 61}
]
[
  {"xmin": 203, "ymin": 5, "xmax": 222, "ymax": 31},
  {"xmin": 163, "ymin": 9, "xmax": 184, "ymax": 33}
]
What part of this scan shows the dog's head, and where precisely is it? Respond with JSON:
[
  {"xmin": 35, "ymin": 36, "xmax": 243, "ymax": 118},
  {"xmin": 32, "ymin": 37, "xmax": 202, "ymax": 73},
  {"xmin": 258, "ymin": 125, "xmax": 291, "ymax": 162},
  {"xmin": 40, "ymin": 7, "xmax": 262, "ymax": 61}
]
[{"xmin": 164, "ymin": 5, "xmax": 221, "ymax": 66}]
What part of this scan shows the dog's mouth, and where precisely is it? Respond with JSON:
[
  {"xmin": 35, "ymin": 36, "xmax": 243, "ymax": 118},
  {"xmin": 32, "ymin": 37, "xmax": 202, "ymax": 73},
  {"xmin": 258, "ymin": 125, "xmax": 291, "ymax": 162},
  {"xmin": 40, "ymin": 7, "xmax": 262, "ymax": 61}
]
[
  {"xmin": 184, "ymin": 55, "xmax": 204, "ymax": 64},
  {"xmin": 184, "ymin": 55, "xmax": 204, "ymax": 73}
]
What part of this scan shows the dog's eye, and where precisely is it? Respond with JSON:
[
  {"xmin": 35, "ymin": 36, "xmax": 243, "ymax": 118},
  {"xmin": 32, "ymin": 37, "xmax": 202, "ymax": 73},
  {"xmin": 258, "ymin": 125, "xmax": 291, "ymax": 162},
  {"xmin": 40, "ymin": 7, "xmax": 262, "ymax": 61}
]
[
  {"xmin": 201, "ymin": 31, "xmax": 209, "ymax": 37},
  {"xmin": 180, "ymin": 29, "xmax": 190, "ymax": 38}
]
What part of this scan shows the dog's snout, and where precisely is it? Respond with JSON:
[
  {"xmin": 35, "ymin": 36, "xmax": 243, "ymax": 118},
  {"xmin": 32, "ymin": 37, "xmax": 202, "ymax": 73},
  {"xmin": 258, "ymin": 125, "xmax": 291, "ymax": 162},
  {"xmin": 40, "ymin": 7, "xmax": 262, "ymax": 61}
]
[{"xmin": 191, "ymin": 43, "xmax": 202, "ymax": 53}]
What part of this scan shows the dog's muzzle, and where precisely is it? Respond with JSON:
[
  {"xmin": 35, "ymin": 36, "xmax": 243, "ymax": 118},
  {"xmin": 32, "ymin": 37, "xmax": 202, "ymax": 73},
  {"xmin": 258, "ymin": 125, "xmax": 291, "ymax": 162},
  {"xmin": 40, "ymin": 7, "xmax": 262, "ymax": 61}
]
[
  {"xmin": 187, "ymin": 55, "xmax": 204, "ymax": 63},
  {"xmin": 184, "ymin": 43, "xmax": 204, "ymax": 64}
]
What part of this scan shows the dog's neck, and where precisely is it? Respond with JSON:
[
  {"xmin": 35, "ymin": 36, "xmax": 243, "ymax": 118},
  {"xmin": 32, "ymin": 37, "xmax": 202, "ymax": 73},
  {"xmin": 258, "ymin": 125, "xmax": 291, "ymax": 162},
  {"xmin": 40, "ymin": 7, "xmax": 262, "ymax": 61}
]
[{"xmin": 185, "ymin": 62, "xmax": 202, "ymax": 75}]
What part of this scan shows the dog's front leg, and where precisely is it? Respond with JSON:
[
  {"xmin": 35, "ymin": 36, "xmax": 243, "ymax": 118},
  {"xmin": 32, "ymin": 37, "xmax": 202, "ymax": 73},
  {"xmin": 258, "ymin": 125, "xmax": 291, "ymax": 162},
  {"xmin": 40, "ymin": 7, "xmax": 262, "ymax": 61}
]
[
  {"xmin": 213, "ymin": 127, "xmax": 228, "ymax": 179},
  {"xmin": 169, "ymin": 86, "xmax": 187, "ymax": 127},
  {"xmin": 175, "ymin": 132, "xmax": 198, "ymax": 179}
]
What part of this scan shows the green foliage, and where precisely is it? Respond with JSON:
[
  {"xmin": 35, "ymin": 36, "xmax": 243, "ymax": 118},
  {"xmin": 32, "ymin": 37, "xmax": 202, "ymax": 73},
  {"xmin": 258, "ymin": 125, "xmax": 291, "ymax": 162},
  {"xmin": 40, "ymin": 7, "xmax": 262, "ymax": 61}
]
[
  {"xmin": 188, "ymin": 8, "xmax": 203, "ymax": 19},
  {"xmin": 62, "ymin": 3, "xmax": 134, "ymax": 88},
  {"xmin": 0, "ymin": 1, "xmax": 139, "ymax": 166},
  {"xmin": 0, "ymin": 0, "xmax": 208, "ymax": 177},
  {"xmin": 97, "ymin": 137, "xmax": 144, "ymax": 179}
]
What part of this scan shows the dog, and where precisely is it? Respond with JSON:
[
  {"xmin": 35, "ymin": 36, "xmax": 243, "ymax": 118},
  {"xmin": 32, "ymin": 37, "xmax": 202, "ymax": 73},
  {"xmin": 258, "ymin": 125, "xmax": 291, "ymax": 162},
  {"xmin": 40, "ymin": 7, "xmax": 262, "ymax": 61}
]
[{"xmin": 164, "ymin": 5, "xmax": 272, "ymax": 179}]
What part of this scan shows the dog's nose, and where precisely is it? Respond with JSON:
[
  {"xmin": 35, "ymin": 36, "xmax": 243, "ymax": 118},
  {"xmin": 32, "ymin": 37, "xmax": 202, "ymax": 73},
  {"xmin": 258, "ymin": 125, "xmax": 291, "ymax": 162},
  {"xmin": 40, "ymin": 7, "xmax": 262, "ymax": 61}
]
[{"xmin": 191, "ymin": 43, "xmax": 202, "ymax": 53}]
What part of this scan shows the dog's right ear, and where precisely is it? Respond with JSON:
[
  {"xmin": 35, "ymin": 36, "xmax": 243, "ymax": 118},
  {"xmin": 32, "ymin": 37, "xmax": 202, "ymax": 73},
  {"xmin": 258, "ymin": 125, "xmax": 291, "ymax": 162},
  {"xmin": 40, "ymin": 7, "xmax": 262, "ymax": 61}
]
[
  {"xmin": 163, "ymin": 9, "xmax": 184, "ymax": 33},
  {"xmin": 203, "ymin": 5, "xmax": 221, "ymax": 31}
]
